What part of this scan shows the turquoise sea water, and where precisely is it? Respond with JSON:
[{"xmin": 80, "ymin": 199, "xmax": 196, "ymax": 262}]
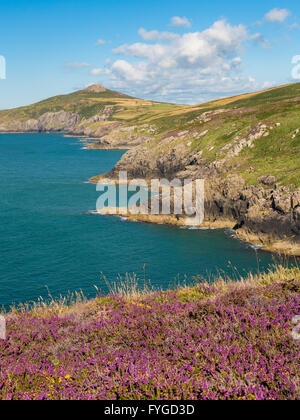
[{"xmin": 0, "ymin": 133, "xmax": 284, "ymax": 308}]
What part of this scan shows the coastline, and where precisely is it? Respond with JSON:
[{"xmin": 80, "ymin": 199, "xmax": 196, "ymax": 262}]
[
  {"xmin": 90, "ymin": 171, "xmax": 300, "ymax": 257},
  {"xmin": 2, "ymin": 132, "xmax": 299, "ymax": 257},
  {"xmin": 64, "ymin": 134, "xmax": 133, "ymax": 150},
  {"xmin": 93, "ymin": 206, "xmax": 300, "ymax": 257}
]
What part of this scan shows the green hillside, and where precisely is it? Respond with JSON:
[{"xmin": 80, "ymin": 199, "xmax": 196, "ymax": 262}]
[
  {"xmin": 0, "ymin": 85, "xmax": 181, "ymax": 123},
  {"xmin": 118, "ymin": 83, "xmax": 300, "ymax": 188}
]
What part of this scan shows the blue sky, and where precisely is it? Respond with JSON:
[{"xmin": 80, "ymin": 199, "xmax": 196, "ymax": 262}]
[{"xmin": 0, "ymin": 0, "xmax": 300, "ymax": 109}]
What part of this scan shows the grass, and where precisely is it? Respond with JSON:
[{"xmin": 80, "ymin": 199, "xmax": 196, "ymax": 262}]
[
  {"xmin": 0, "ymin": 265, "xmax": 299, "ymax": 400},
  {"xmin": 131, "ymin": 84, "xmax": 300, "ymax": 188},
  {"xmin": 0, "ymin": 87, "xmax": 181, "ymax": 124},
  {"xmin": 229, "ymin": 110, "xmax": 300, "ymax": 186}
]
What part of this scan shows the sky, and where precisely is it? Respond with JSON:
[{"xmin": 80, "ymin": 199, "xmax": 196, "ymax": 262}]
[{"xmin": 0, "ymin": 0, "xmax": 300, "ymax": 109}]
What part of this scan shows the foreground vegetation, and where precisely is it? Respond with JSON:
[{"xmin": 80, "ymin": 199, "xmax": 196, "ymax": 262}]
[{"xmin": 0, "ymin": 266, "xmax": 299, "ymax": 400}]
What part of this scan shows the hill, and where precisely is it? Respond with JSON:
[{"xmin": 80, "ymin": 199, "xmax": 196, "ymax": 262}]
[{"xmin": 0, "ymin": 84, "xmax": 182, "ymax": 147}]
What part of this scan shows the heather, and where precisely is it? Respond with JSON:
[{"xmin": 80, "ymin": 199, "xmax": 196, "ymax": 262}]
[{"xmin": 0, "ymin": 266, "xmax": 299, "ymax": 400}]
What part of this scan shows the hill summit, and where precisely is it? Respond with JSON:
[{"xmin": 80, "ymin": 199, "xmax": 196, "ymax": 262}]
[{"xmin": 84, "ymin": 84, "xmax": 107, "ymax": 93}]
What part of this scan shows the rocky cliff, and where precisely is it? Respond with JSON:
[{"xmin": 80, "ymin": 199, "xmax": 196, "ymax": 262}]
[
  {"xmin": 92, "ymin": 146, "xmax": 300, "ymax": 255},
  {"xmin": 0, "ymin": 111, "xmax": 79, "ymax": 133},
  {"xmin": 90, "ymin": 89, "xmax": 300, "ymax": 255}
]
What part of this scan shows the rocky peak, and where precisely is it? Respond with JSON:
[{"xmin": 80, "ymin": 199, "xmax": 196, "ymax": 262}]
[{"xmin": 85, "ymin": 84, "xmax": 107, "ymax": 93}]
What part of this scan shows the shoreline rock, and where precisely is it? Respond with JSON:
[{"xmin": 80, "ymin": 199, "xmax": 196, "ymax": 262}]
[
  {"xmin": 91, "ymin": 175, "xmax": 300, "ymax": 256},
  {"xmin": 93, "ymin": 207, "xmax": 300, "ymax": 256}
]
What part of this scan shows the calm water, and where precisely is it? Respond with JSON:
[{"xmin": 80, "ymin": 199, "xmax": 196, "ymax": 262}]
[{"xmin": 0, "ymin": 133, "xmax": 280, "ymax": 308}]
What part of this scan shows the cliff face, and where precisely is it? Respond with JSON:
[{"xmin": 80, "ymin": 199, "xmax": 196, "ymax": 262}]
[
  {"xmin": 93, "ymin": 141, "xmax": 300, "ymax": 254},
  {"xmin": 0, "ymin": 111, "xmax": 79, "ymax": 133},
  {"xmin": 0, "ymin": 108, "xmax": 152, "ymax": 148}
]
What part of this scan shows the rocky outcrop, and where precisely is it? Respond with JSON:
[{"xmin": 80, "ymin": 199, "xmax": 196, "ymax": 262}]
[
  {"xmin": 258, "ymin": 175, "xmax": 276, "ymax": 186},
  {"xmin": 85, "ymin": 84, "xmax": 107, "ymax": 93},
  {"xmin": 75, "ymin": 123, "xmax": 156, "ymax": 149},
  {"xmin": 218, "ymin": 123, "xmax": 270, "ymax": 159}
]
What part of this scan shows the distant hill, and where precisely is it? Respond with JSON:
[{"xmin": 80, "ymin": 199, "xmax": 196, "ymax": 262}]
[{"xmin": 0, "ymin": 83, "xmax": 179, "ymax": 127}]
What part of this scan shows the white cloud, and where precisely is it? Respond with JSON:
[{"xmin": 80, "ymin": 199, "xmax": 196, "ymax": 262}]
[
  {"xmin": 170, "ymin": 16, "xmax": 191, "ymax": 28},
  {"xmin": 90, "ymin": 20, "xmax": 269, "ymax": 104},
  {"xmin": 113, "ymin": 43, "xmax": 168, "ymax": 60},
  {"xmin": 265, "ymin": 8, "xmax": 291, "ymax": 23},
  {"xmin": 111, "ymin": 60, "xmax": 147, "ymax": 82},
  {"xmin": 90, "ymin": 68, "xmax": 109, "ymax": 76},
  {"xmin": 138, "ymin": 28, "xmax": 178, "ymax": 41},
  {"xmin": 262, "ymin": 81, "xmax": 277, "ymax": 89},
  {"xmin": 96, "ymin": 38, "xmax": 106, "ymax": 45}
]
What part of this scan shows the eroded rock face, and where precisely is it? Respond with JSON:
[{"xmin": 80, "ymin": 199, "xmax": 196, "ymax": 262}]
[
  {"xmin": 0, "ymin": 111, "xmax": 79, "ymax": 133},
  {"xmin": 0, "ymin": 107, "xmax": 155, "ymax": 149},
  {"xmin": 272, "ymin": 190, "xmax": 291, "ymax": 215},
  {"xmin": 38, "ymin": 111, "xmax": 79, "ymax": 131},
  {"xmin": 218, "ymin": 123, "xmax": 271, "ymax": 159},
  {"xmin": 102, "ymin": 140, "xmax": 300, "ymax": 245},
  {"xmin": 83, "ymin": 106, "xmax": 114, "ymax": 124},
  {"xmin": 294, "ymin": 207, "xmax": 300, "ymax": 229},
  {"xmin": 204, "ymin": 180, "xmax": 300, "ymax": 245},
  {"xmin": 292, "ymin": 191, "xmax": 300, "ymax": 209}
]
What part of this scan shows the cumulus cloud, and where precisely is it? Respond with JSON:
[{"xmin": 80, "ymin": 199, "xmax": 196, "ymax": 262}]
[
  {"xmin": 170, "ymin": 16, "xmax": 191, "ymax": 28},
  {"xmin": 90, "ymin": 68, "xmax": 109, "ymax": 76},
  {"xmin": 138, "ymin": 28, "xmax": 178, "ymax": 41},
  {"xmin": 265, "ymin": 8, "xmax": 291, "ymax": 23},
  {"xmin": 262, "ymin": 81, "xmax": 277, "ymax": 89},
  {"xmin": 90, "ymin": 20, "xmax": 270, "ymax": 104}
]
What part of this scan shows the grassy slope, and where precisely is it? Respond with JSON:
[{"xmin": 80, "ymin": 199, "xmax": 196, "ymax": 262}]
[
  {"xmin": 128, "ymin": 83, "xmax": 300, "ymax": 188},
  {"xmin": 1, "ymin": 83, "xmax": 299, "ymax": 187},
  {"xmin": 1, "ymin": 266, "xmax": 299, "ymax": 400}
]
